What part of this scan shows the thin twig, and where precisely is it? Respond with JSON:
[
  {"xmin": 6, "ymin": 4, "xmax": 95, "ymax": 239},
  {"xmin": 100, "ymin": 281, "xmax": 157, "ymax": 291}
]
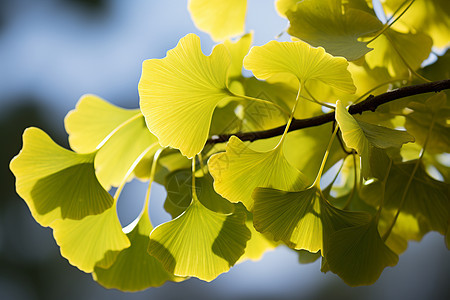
[{"xmin": 207, "ymin": 79, "xmax": 450, "ymax": 144}]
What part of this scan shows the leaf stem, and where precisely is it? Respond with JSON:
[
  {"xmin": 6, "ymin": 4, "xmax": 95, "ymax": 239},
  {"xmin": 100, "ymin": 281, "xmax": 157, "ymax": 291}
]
[
  {"xmin": 382, "ymin": 118, "xmax": 435, "ymax": 241},
  {"xmin": 277, "ymin": 82, "xmax": 303, "ymax": 147},
  {"xmin": 112, "ymin": 143, "xmax": 161, "ymax": 204},
  {"xmin": 230, "ymin": 90, "xmax": 291, "ymax": 117},
  {"xmin": 96, "ymin": 112, "xmax": 142, "ymax": 150},
  {"xmin": 191, "ymin": 157, "xmax": 199, "ymax": 204},
  {"xmin": 367, "ymin": 0, "xmax": 415, "ymax": 44},
  {"xmin": 312, "ymin": 125, "xmax": 339, "ymax": 188},
  {"xmin": 384, "ymin": 33, "xmax": 431, "ymax": 83},
  {"xmin": 343, "ymin": 152, "xmax": 358, "ymax": 210},
  {"xmin": 375, "ymin": 158, "xmax": 393, "ymax": 223}
]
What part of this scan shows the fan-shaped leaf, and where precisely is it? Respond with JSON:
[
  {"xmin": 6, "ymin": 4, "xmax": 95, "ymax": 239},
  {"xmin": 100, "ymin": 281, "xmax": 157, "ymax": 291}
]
[
  {"xmin": 9, "ymin": 127, "xmax": 113, "ymax": 227},
  {"xmin": 64, "ymin": 94, "xmax": 140, "ymax": 153},
  {"xmin": 148, "ymin": 200, "xmax": 250, "ymax": 281},
  {"xmin": 286, "ymin": 0, "xmax": 382, "ymax": 61},
  {"xmin": 188, "ymin": 0, "xmax": 247, "ymax": 41},
  {"xmin": 93, "ymin": 211, "xmax": 181, "ymax": 291},
  {"xmin": 325, "ymin": 218, "xmax": 399, "ymax": 286},
  {"xmin": 365, "ymin": 29, "xmax": 432, "ymax": 77},
  {"xmin": 335, "ymin": 100, "xmax": 414, "ymax": 178},
  {"xmin": 208, "ymin": 136, "xmax": 308, "ymax": 211},
  {"xmin": 252, "ymin": 187, "xmax": 370, "ymax": 252},
  {"xmin": 384, "ymin": 0, "xmax": 450, "ymax": 48},
  {"xmin": 361, "ymin": 160, "xmax": 449, "ymax": 235},
  {"xmin": 224, "ymin": 33, "xmax": 253, "ymax": 79},
  {"xmin": 52, "ymin": 206, "xmax": 130, "ymax": 273},
  {"xmin": 243, "ymin": 39, "xmax": 356, "ymax": 93},
  {"xmin": 139, "ymin": 33, "xmax": 234, "ymax": 158}
]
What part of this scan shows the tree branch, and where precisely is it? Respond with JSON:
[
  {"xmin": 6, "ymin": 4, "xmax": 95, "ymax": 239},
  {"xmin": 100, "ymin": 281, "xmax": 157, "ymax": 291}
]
[{"xmin": 207, "ymin": 79, "xmax": 450, "ymax": 144}]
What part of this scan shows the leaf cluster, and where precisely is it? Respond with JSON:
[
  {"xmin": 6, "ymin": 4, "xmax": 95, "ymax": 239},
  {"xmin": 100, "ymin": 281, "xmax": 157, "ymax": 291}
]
[{"xmin": 9, "ymin": 0, "xmax": 449, "ymax": 290}]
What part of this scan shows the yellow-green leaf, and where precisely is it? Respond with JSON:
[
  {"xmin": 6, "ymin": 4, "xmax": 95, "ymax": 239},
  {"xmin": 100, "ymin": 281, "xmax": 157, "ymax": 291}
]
[
  {"xmin": 9, "ymin": 127, "xmax": 113, "ymax": 227},
  {"xmin": 335, "ymin": 100, "xmax": 414, "ymax": 178},
  {"xmin": 252, "ymin": 187, "xmax": 370, "ymax": 252},
  {"xmin": 325, "ymin": 218, "xmax": 399, "ymax": 286},
  {"xmin": 65, "ymin": 95, "xmax": 159, "ymax": 189},
  {"xmin": 286, "ymin": 0, "xmax": 382, "ymax": 61},
  {"xmin": 64, "ymin": 94, "xmax": 140, "ymax": 153},
  {"xmin": 208, "ymin": 136, "xmax": 308, "ymax": 211},
  {"xmin": 361, "ymin": 160, "xmax": 449, "ymax": 235},
  {"xmin": 275, "ymin": 0, "xmax": 299, "ymax": 17},
  {"xmin": 139, "ymin": 33, "xmax": 233, "ymax": 158},
  {"xmin": 148, "ymin": 200, "xmax": 250, "ymax": 281},
  {"xmin": 365, "ymin": 28, "xmax": 432, "ymax": 77},
  {"xmin": 224, "ymin": 33, "xmax": 253, "ymax": 79},
  {"xmin": 243, "ymin": 39, "xmax": 356, "ymax": 93},
  {"xmin": 384, "ymin": 0, "xmax": 450, "ymax": 48},
  {"xmin": 188, "ymin": 0, "xmax": 247, "ymax": 41},
  {"xmin": 93, "ymin": 211, "xmax": 181, "ymax": 291},
  {"xmin": 52, "ymin": 206, "xmax": 130, "ymax": 273}
]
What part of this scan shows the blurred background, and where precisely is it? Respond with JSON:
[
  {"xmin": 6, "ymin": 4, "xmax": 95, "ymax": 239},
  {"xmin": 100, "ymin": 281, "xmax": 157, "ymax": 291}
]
[{"xmin": 1, "ymin": 0, "xmax": 449, "ymax": 299}]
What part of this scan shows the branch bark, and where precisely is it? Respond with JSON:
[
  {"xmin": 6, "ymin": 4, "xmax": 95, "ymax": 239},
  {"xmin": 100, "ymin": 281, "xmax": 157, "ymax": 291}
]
[{"xmin": 207, "ymin": 79, "xmax": 450, "ymax": 144}]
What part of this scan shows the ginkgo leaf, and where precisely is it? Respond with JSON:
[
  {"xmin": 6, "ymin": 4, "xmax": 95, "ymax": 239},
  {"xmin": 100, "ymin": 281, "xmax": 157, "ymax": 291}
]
[
  {"xmin": 65, "ymin": 95, "xmax": 160, "ymax": 189},
  {"xmin": 65, "ymin": 94, "xmax": 140, "ymax": 153},
  {"xmin": 148, "ymin": 200, "xmax": 251, "ymax": 281},
  {"xmin": 286, "ymin": 0, "xmax": 383, "ymax": 61},
  {"xmin": 283, "ymin": 123, "xmax": 346, "ymax": 181},
  {"xmin": 361, "ymin": 160, "xmax": 449, "ymax": 235},
  {"xmin": 275, "ymin": 0, "xmax": 299, "ymax": 17},
  {"xmin": 243, "ymin": 39, "xmax": 356, "ymax": 93},
  {"xmin": 335, "ymin": 100, "xmax": 414, "ymax": 178},
  {"xmin": 405, "ymin": 93, "xmax": 450, "ymax": 154},
  {"xmin": 9, "ymin": 127, "xmax": 113, "ymax": 227},
  {"xmin": 139, "ymin": 33, "xmax": 234, "ymax": 158},
  {"xmin": 325, "ymin": 218, "xmax": 399, "ymax": 286},
  {"xmin": 188, "ymin": 0, "xmax": 247, "ymax": 41},
  {"xmin": 52, "ymin": 206, "xmax": 130, "ymax": 273},
  {"xmin": 252, "ymin": 187, "xmax": 370, "ymax": 252},
  {"xmin": 164, "ymin": 170, "xmax": 234, "ymax": 219},
  {"xmin": 224, "ymin": 33, "xmax": 253, "ymax": 79},
  {"xmin": 237, "ymin": 207, "xmax": 278, "ymax": 263},
  {"xmin": 365, "ymin": 28, "xmax": 432, "ymax": 77},
  {"xmin": 297, "ymin": 250, "xmax": 321, "ymax": 264},
  {"xmin": 208, "ymin": 136, "xmax": 308, "ymax": 211},
  {"xmin": 384, "ymin": 0, "xmax": 450, "ymax": 48},
  {"xmin": 93, "ymin": 211, "xmax": 181, "ymax": 291}
]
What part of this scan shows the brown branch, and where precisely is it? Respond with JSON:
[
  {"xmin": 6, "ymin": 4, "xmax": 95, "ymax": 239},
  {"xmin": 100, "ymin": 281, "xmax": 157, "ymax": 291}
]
[{"xmin": 207, "ymin": 79, "xmax": 450, "ymax": 144}]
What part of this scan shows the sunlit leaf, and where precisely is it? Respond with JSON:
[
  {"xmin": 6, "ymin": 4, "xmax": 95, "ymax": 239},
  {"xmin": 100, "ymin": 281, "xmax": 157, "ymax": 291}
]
[
  {"xmin": 297, "ymin": 250, "xmax": 321, "ymax": 264},
  {"xmin": 286, "ymin": 0, "xmax": 382, "ymax": 61},
  {"xmin": 65, "ymin": 95, "xmax": 159, "ymax": 189},
  {"xmin": 275, "ymin": 0, "xmax": 299, "ymax": 17},
  {"xmin": 52, "ymin": 206, "xmax": 130, "ymax": 273},
  {"xmin": 283, "ymin": 123, "xmax": 346, "ymax": 181},
  {"xmin": 64, "ymin": 94, "xmax": 140, "ymax": 153},
  {"xmin": 384, "ymin": 0, "xmax": 450, "ymax": 48},
  {"xmin": 325, "ymin": 218, "xmax": 399, "ymax": 286},
  {"xmin": 9, "ymin": 127, "xmax": 113, "ymax": 227},
  {"xmin": 139, "ymin": 33, "xmax": 234, "ymax": 158},
  {"xmin": 224, "ymin": 33, "xmax": 253, "ymax": 79},
  {"xmin": 188, "ymin": 0, "xmax": 247, "ymax": 41},
  {"xmin": 335, "ymin": 100, "xmax": 414, "ymax": 178},
  {"xmin": 361, "ymin": 160, "xmax": 450, "ymax": 235},
  {"xmin": 148, "ymin": 200, "xmax": 251, "ymax": 281},
  {"xmin": 93, "ymin": 211, "xmax": 181, "ymax": 291},
  {"xmin": 243, "ymin": 39, "xmax": 356, "ymax": 93},
  {"xmin": 208, "ymin": 136, "xmax": 308, "ymax": 211},
  {"xmin": 252, "ymin": 187, "xmax": 370, "ymax": 252},
  {"xmin": 405, "ymin": 92, "xmax": 450, "ymax": 154},
  {"xmin": 238, "ymin": 207, "xmax": 278, "ymax": 263},
  {"xmin": 365, "ymin": 28, "xmax": 432, "ymax": 77},
  {"xmin": 164, "ymin": 170, "xmax": 234, "ymax": 219}
]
